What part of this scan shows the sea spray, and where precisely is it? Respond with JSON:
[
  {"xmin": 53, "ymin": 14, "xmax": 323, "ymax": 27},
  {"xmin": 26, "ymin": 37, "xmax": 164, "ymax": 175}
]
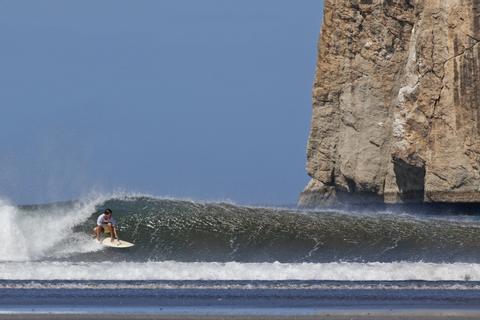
[
  {"xmin": 0, "ymin": 194, "xmax": 108, "ymax": 261},
  {"xmin": 0, "ymin": 199, "xmax": 28, "ymax": 261}
]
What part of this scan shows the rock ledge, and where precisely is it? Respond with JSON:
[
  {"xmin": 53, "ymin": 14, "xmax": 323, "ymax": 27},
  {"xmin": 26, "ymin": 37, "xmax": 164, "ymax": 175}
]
[{"xmin": 301, "ymin": 0, "xmax": 480, "ymax": 206}]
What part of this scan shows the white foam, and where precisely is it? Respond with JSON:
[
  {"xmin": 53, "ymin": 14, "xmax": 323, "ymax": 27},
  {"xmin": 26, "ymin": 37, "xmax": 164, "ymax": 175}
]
[
  {"xmin": 0, "ymin": 261, "xmax": 479, "ymax": 281},
  {"xmin": 0, "ymin": 194, "xmax": 108, "ymax": 261},
  {"xmin": 0, "ymin": 200, "xmax": 29, "ymax": 261}
]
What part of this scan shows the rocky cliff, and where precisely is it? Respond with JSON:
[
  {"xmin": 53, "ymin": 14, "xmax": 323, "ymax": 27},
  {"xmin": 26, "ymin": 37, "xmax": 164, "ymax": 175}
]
[{"xmin": 300, "ymin": 0, "xmax": 480, "ymax": 206}]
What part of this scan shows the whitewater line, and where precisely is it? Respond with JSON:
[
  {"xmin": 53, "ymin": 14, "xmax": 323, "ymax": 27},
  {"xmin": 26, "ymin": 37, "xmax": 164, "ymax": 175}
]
[{"xmin": 0, "ymin": 261, "xmax": 478, "ymax": 281}]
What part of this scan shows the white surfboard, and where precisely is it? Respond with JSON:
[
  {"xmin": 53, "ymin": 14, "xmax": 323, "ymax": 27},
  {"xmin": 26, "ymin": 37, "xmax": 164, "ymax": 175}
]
[{"xmin": 100, "ymin": 238, "xmax": 134, "ymax": 248}]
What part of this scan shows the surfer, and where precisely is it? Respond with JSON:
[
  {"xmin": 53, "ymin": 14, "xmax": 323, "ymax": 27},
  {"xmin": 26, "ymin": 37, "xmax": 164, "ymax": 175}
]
[{"xmin": 93, "ymin": 209, "xmax": 118, "ymax": 242}]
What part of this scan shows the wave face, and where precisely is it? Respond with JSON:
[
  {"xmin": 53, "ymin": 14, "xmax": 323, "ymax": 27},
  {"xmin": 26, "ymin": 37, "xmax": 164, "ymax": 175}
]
[
  {"xmin": 3, "ymin": 195, "xmax": 480, "ymax": 264},
  {"xmin": 87, "ymin": 197, "xmax": 480, "ymax": 263}
]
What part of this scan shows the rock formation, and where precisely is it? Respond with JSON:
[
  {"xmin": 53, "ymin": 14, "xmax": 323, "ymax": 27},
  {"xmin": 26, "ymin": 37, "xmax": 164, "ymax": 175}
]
[{"xmin": 300, "ymin": 0, "xmax": 480, "ymax": 206}]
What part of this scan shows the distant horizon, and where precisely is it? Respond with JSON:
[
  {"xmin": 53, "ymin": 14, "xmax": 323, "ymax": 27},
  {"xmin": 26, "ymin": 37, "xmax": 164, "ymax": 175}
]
[{"xmin": 0, "ymin": 1, "xmax": 323, "ymax": 205}]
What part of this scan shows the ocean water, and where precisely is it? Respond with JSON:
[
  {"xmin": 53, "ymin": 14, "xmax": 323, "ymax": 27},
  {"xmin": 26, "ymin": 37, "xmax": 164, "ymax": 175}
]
[{"xmin": 3, "ymin": 194, "xmax": 480, "ymax": 315}]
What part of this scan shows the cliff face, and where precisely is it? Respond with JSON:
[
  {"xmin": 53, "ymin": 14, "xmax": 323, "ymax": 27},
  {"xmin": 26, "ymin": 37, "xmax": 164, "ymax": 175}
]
[{"xmin": 300, "ymin": 0, "xmax": 480, "ymax": 206}]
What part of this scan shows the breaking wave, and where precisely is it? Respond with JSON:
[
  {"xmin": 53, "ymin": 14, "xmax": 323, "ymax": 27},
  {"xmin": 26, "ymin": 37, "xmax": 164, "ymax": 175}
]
[{"xmin": 2, "ymin": 194, "xmax": 480, "ymax": 264}]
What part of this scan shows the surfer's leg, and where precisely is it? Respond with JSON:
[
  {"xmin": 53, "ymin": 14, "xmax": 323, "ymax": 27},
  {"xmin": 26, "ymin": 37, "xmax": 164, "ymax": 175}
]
[
  {"xmin": 95, "ymin": 226, "xmax": 103, "ymax": 241},
  {"xmin": 107, "ymin": 223, "xmax": 115, "ymax": 241}
]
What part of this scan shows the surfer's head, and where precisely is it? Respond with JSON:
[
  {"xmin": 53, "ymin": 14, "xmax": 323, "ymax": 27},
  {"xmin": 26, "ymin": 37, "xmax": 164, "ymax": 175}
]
[{"xmin": 104, "ymin": 208, "xmax": 113, "ymax": 216}]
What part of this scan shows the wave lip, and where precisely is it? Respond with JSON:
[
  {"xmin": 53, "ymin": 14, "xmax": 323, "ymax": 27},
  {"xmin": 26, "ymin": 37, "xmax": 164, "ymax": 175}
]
[{"xmin": 0, "ymin": 261, "xmax": 479, "ymax": 282}]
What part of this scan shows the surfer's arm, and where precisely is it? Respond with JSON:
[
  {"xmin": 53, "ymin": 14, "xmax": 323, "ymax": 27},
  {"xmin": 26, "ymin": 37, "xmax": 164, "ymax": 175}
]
[
  {"xmin": 108, "ymin": 218, "xmax": 118, "ymax": 239},
  {"xmin": 112, "ymin": 224, "xmax": 118, "ymax": 239},
  {"xmin": 96, "ymin": 214, "xmax": 104, "ymax": 226}
]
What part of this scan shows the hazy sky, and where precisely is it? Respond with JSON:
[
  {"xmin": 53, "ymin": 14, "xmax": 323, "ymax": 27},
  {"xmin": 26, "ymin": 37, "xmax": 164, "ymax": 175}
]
[{"xmin": 0, "ymin": 0, "xmax": 323, "ymax": 205}]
